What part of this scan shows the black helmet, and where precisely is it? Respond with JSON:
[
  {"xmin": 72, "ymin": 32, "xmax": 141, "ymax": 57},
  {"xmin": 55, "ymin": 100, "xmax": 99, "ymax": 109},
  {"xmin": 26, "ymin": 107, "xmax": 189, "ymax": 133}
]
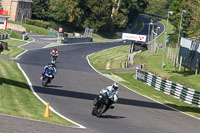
[
  {"xmin": 54, "ymin": 48, "xmax": 57, "ymax": 51},
  {"xmin": 112, "ymin": 82, "xmax": 118, "ymax": 91}
]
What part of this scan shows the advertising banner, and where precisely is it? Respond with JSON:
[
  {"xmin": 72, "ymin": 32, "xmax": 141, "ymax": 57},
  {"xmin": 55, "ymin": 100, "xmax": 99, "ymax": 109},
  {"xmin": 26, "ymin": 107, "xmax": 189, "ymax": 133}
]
[{"xmin": 122, "ymin": 33, "xmax": 146, "ymax": 42}]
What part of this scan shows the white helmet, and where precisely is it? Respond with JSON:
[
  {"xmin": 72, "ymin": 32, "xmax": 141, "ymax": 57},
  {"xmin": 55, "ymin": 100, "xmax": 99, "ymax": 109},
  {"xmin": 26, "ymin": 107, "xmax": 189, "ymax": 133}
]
[{"xmin": 112, "ymin": 82, "xmax": 118, "ymax": 91}]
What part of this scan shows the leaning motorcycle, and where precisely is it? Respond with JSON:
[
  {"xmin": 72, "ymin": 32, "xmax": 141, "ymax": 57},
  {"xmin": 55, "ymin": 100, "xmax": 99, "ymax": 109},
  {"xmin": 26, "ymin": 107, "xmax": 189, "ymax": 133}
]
[
  {"xmin": 41, "ymin": 72, "xmax": 52, "ymax": 86},
  {"xmin": 92, "ymin": 93, "xmax": 110, "ymax": 117}
]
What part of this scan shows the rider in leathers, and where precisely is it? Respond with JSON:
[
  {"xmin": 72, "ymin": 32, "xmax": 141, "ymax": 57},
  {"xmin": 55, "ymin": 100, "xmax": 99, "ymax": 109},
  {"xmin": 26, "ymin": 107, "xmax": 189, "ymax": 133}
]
[
  {"xmin": 95, "ymin": 82, "xmax": 119, "ymax": 110},
  {"xmin": 41, "ymin": 63, "xmax": 56, "ymax": 83}
]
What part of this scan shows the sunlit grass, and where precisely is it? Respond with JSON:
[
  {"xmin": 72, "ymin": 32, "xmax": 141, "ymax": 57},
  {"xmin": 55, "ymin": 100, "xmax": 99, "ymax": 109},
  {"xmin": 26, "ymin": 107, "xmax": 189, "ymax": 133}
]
[{"xmin": 0, "ymin": 59, "xmax": 75, "ymax": 126}]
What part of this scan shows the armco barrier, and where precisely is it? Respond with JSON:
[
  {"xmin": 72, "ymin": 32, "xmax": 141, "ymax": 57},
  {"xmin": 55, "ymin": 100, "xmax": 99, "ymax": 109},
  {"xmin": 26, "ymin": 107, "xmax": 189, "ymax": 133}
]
[
  {"xmin": 136, "ymin": 68, "xmax": 200, "ymax": 107},
  {"xmin": 61, "ymin": 37, "xmax": 92, "ymax": 44}
]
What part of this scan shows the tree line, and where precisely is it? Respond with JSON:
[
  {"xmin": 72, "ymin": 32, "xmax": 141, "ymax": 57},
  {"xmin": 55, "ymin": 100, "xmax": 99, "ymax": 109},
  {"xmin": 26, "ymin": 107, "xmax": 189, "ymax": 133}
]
[
  {"xmin": 32, "ymin": 0, "xmax": 148, "ymax": 32},
  {"xmin": 146, "ymin": 0, "xmax": 200, "ymax": 41},
  {"xmin": 32, "ymin": 0, "xmax": 199, "ymax": 41}
]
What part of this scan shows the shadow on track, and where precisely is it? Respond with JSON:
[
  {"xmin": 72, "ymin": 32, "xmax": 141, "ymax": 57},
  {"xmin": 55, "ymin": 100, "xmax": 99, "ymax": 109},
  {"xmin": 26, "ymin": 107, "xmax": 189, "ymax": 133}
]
[
  {"xmin": 100, "ymin": 115, "xmax": 126, "ymax": 119},
  {"xmin": 46, "ymin": 85, "xmax": 63, "ymax": 88},
  {"xmin": 34, "ymin": 86, "xmax": 176, "ymax": 111}
]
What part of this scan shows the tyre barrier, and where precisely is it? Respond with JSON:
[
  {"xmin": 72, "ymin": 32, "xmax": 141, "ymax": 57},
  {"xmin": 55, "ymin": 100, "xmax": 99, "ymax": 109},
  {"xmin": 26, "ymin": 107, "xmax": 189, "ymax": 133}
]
[
  {"xmin": 0, "ymin": 34, "xmax": 10, "ymax": 40},
  {"xmin": 136, "ymin": 68, "xmax": 200, "ymax": 107},
  {"xmin": 0, "ymin": 41, "xmax": 9, "ymax": 53}
]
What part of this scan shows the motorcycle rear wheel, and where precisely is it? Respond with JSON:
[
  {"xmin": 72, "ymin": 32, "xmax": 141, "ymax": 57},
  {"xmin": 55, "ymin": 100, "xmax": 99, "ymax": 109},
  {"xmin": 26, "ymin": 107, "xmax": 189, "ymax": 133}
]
[{"xmin": 96, "ymin": 104, "xmax": 106, "ymax": 117}]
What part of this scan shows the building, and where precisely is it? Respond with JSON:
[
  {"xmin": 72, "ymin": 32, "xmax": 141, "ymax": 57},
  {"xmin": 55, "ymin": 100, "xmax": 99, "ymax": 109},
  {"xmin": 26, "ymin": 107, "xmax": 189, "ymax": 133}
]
[
  {"xmin": 1, "ymin": 0, "xmax": 33, "ymax": 22},
  {"xmin": 0, "ymin": 0, "xmax": 9, "ymax": 29}
]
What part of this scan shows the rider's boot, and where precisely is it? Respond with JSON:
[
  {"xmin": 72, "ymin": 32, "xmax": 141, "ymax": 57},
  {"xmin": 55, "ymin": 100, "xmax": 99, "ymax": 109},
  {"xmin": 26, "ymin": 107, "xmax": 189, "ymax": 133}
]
[{"xmin": 110, "ymin": 104, "xmax": 115, "ymax": 109}]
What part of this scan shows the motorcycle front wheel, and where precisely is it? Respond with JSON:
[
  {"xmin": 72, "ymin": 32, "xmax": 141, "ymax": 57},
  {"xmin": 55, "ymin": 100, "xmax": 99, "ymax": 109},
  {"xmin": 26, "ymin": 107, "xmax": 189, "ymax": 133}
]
[{"xmin": 42, "ymin": 76, "xmax": 49, "ymax": 86}]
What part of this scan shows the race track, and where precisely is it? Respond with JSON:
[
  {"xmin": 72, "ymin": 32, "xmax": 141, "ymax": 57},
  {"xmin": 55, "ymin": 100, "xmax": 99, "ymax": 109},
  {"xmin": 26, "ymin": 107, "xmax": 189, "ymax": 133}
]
[{"xmin": 18, "ymin": 41, "xmax": 200, "ymax": 133}]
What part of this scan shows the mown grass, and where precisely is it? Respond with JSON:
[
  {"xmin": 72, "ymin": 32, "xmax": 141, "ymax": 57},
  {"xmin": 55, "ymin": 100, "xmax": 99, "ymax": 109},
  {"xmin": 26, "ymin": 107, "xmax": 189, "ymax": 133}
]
[
  {"xmin": 89, "ymin": 45, "xmax": 130, "ymax": 70},
  {"xmin": 8, "ymin": 21, "xmax": 50, "ymax": 35},
  {"xmin": 134, "ymin": 48, "xmax": 200, "ymax": 91},
  {"xmin": 0, "ymin": 37, "xmax": 75, "ymax": 126},
  {"xmin": 0, "ymin": 59, "xmax": 75, "ymax": 126},
  {"xmin": 88, "ymin": 45, "xmax": 200, "ymax": 119},
  {"xmin": 1, "ymin": 39, "xmax": 26, "ymax": 58}
]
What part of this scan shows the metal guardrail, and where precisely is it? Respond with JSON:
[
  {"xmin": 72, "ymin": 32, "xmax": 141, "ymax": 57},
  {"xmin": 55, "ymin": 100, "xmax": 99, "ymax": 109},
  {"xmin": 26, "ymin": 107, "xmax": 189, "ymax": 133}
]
[{"xmin": 136, "ymin": 68, "xmax": 200, "ymax": 107}]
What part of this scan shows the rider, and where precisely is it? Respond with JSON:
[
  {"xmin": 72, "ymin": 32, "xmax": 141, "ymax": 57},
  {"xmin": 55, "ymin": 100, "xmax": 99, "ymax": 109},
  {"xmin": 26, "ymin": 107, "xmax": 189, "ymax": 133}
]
[
  {"xmin": 41, "ymin": 63, "xmax": 56, "ymax": 83},
  {"xmin": 50, "ymin": 48, "xmax": 59, "ymax": 57},
  {"xmin": 95, "ymin": 82, "xmax": 119, "ymax": 109}
]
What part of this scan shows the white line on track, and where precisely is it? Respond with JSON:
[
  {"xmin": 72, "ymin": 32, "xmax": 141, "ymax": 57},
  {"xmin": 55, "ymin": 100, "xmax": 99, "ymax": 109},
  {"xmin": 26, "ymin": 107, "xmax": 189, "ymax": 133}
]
[
  {"xmin": 14, "ymin": 38, "xmax": 86, "ymax": 129},
  {"xmin": 17, "ymin": 63, "xmax": 86, "ymax": 129}
]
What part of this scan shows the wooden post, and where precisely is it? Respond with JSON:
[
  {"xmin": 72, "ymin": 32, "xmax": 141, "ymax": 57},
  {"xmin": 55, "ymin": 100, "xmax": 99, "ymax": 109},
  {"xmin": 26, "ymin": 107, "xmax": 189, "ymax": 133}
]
[
  {"xmin": 176, "ymin": 55, "xmax": 179, "ymax": 65},
  {"xmin": 170, "ymin": 47, "xmax": 173, "ymax": 62},
  {"xmin": 167, "ymin": 47, "xmax": 170, "ymax": 59},
  {"xmin": 195, "ymin": 58, "xmax": 199, "ymax": 75},
  {"xmin": 172, "ymin": 51, "xmax": 174, "ymax": 64},
  {"xmin": 173, "ymin": 52, "xmax": 176, "ymax": 65},
  {"xmin": 179, "ymin": 56, "xmax": 182, "ymax": 72},
  {"xmin": 125, "ymin": 60, "xmax": 128, "ymax": 68},
  {"xmin": 184, "ymin": 57, "xmax": 186, "ymax": 72}
]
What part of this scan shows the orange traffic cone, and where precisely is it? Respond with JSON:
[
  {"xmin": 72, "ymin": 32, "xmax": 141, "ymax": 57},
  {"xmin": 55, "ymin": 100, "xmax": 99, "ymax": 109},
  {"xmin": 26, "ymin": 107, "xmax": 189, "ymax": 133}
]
[{"xmin": 44, "ymin": 103, "xmax": 50, "ymax": 117}]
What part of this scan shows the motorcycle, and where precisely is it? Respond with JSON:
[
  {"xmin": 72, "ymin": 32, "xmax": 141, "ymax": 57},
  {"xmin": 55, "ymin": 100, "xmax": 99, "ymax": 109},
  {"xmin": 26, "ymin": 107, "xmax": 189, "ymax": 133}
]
[
  {"xmin": 41, "ymin": 72, "xmax": 53, "ymax": 86},
  {"xmin": 51, "ymin": 53, "xmax": 58, "ymax": 63},
  {"xmin": 92, "ymin": 93, "xmax": 111, "ymax": 117}
]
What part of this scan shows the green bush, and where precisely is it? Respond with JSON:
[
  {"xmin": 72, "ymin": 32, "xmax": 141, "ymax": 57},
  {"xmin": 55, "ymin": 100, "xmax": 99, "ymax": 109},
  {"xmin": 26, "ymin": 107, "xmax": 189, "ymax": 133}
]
[
  {"xmin": 49, "ymin": 21, "xmax": 60, "ymax": 31},
  {"xmin": 25, "ymin": 19, "xmax": 50, "ymax": 29}
]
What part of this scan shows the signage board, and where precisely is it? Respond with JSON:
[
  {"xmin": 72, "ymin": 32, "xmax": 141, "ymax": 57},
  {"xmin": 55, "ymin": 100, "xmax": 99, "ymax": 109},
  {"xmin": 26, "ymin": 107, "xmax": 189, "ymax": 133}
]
[
  {"xmin": 122, "ymin": 33, "xmax": 146, "ymax": 42},
  {"xmin": 59, "ymin": 28, "xmax": 63, "ymax": 33}
]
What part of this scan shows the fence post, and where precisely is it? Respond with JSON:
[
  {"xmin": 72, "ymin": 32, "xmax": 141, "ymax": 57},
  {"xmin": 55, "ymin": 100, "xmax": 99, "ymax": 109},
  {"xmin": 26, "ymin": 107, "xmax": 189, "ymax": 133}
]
[
  {"xmin": 195, "ymin": 58, "xmax": 199, "ymax": 75},
  {"xmin": 184, "ymin": 57, "xmax": 186, "ymax": 72},
  {"xmin": 125, "ymin": 60, "xmax": 128, "ymax": 68},
  {"xmin": 179, "ymin": 56, "xmax": 182, "ymax": 72},
  {"xmin": 176, "ymin": 55, "xmax": 179, "ymax": 66},
  {"xmin": 170, "ymin": 47, "xmax": 173, "ymax": 62},
  {"xmin": 167, "ymin": 47, "xmax": 169, "ymax": 59}
]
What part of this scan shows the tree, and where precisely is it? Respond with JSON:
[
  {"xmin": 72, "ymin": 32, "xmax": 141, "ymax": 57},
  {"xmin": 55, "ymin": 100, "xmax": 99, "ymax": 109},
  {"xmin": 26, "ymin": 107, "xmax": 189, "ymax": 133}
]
[
  {"xmin": 84, "ymin": 0, "xmax": 113, "ymax": 32},
  {"xmin": 187, "ymin": 0, "xmax": 200, "ymax": 40},
  {"xmin": 112, "ymin": 0, "xmax": 148, "ymax": 30},
  {"xmin": 146, "ymin": 0, "xmax": 172, "ymax": 17},
  {"xmin": 48, "ymin": 0, "xmax": 68, "ymax": 23},
  {"xmin": 32, "ymin": 0, "xmax": 50, "ymax": 20},
  {"xmin": 65, "ymin": 0, "xmax": 84, "ymax": 28}
]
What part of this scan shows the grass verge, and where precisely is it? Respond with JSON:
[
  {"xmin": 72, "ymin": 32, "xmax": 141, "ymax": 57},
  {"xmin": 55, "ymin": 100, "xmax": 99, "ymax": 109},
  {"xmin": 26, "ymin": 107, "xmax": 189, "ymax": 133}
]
[
  {"xmin": 89, "ymin": 45, "xmax": 130, "ymax": 70},
  {"xmin": 134, "ymin": 48, "xmax": 200, "ymax": 91},
  {"xmin": 0, "ymin": 39, "xmax": 75, "ymax": 126},
  {"xmin": 1, "ymin": 39, "xmax": 26, "ymax": 58},
  {"xmin": 8, "ymin": 21, "xmax": 50, "ymax": 35},
  {"xmin": 0, "ymin": 59, "xmax": 75, "ymax": 126},
  {"xmin": 88, "ymin": 45, "xmax": 200, "ymax": 119}
]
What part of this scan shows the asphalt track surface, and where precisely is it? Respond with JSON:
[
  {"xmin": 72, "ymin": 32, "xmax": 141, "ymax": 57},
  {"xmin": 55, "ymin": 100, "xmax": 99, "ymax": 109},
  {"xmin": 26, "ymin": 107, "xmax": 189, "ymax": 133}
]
[{"xmin": 1, "ymin": 20, "xmax": 200, "ymax": 133}]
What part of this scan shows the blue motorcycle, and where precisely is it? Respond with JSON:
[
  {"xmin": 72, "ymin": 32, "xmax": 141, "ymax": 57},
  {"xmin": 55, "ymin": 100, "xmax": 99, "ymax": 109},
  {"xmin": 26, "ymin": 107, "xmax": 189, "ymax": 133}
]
[{"xmin": 41, "ymin": 66, "xmax": 56, "ymax": 86}]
